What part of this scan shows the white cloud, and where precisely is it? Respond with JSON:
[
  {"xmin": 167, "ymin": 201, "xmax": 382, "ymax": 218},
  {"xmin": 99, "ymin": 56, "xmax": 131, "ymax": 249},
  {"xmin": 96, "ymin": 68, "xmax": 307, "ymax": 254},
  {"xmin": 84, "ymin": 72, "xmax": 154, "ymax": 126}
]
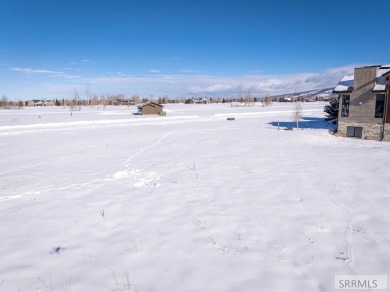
[
  {"xmin": 6, "ymin": 64, "xmax": 363, "ymax": 99},
  {"xmin": 84, "ymin": 75, "xmax": 134, "ymax": 83},
  {"xmin": 62, "ymin": 67, "xmax": 80, "ymax": 71},
  {"xmin": 81, "ymin": 59, "xmax": 97, "ymax": 65},
  {"xmin": 9, "ymin": 66, "xmax": 80, "ymax": 79},
  {"xmin": 302, "ymin": 64, "xmax": 364, "ymax": 88},
  {"xmin": 182, "ymin": 69, "xmax": 202, "ymax": 74},
  {"xmin": 186, "ymin": 65, "xmax": 360, "ymax": 96},
  {"xmin": 9, "ymin": 67, "xmax": 63, "ymax": 74},
  {"xmin": 74, "ymin": 65, "xmax": 357, "ymax": 97}
]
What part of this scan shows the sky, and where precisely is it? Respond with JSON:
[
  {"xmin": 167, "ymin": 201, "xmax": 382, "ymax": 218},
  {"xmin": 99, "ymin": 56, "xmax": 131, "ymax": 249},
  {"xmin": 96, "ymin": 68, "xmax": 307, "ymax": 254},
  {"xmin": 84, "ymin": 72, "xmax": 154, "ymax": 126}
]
[{"xmin": 1, "ymin": 0, "xmax": 389, "ymax": 100}]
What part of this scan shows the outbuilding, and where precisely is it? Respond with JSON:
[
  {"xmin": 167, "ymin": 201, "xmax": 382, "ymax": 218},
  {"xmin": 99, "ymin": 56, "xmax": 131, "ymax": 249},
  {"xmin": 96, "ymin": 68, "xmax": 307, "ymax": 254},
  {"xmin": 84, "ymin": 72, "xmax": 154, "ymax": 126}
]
[{"xmin": 138, "ymin": 102, "xmax": 164, "ymax": 115}]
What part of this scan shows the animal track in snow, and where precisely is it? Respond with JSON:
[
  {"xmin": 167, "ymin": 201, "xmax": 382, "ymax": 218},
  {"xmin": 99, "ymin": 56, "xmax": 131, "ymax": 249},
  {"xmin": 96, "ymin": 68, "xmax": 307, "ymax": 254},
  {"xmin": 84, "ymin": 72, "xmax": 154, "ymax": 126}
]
[
  {"xmin": 113, "ymin": 132, "xmax": 171, "ymax": 188},
  {"xmin": 112, "ymin": 168, "xmax": 160, "ymax": 188},
  {"xmin": 328, "ymin": 184, "xmax": 355, "ymax": 265},
  {"xmin": 124, "ymin": 131, "xmax": 172, "ymax": 169}
]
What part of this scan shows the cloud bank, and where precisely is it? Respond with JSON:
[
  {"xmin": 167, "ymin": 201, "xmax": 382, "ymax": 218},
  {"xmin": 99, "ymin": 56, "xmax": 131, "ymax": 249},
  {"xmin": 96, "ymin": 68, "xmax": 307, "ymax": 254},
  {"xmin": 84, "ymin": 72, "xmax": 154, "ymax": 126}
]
[{"xmin": 6, "ymin": 64, "xmax": 361, "ymax": 99}]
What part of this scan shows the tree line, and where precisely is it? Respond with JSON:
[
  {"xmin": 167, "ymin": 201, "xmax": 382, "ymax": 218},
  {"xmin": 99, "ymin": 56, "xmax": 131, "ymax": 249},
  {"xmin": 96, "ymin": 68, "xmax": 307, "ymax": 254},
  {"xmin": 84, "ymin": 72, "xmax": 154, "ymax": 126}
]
[{"xmin": 1, "ymin": 93, "xmax": 330, "ymax": 109}]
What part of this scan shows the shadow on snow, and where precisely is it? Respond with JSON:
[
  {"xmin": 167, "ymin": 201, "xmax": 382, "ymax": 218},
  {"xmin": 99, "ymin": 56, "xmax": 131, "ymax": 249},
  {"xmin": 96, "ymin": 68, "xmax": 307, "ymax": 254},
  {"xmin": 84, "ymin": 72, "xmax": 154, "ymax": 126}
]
[{"xmin": 269, "ymin": 117, "xmax": 336, "ymax": 130}]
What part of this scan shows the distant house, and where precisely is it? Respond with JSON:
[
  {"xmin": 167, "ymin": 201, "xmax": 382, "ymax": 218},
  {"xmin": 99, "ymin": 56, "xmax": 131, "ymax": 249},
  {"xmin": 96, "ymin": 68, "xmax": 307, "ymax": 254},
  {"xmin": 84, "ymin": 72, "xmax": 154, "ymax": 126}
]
[
  {"xmin": 27, "ymin": 100, "xmax": 44, "ymax": 107},
  {"xmin": 44, "ymin": 100, "xmax": 55, "ymax": 106},
  {"xmin": 138, "ymin": 102, "xmax": 164, "ymax": 115},
  {"xmin": 26, "ymin": 100, "xmax": 55, "ymax": 107},
  {"xmin": 114, "ymin": 99, "xmax": 135, "ymax": 106},
  {"xmin": 333, "ymin": 65, "xmax": 390, "ymax": 141},
  {"xmin": 194, "ymin": 97, "xmax": 209, "ymax": 104}
]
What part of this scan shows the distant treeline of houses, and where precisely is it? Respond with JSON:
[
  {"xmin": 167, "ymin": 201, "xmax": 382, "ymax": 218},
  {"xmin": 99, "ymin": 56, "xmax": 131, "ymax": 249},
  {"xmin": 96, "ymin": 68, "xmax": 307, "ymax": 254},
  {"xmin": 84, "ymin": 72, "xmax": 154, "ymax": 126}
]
[{"xmin": 0, "ymin": 94, "xmax": 329, "ymax": 108}]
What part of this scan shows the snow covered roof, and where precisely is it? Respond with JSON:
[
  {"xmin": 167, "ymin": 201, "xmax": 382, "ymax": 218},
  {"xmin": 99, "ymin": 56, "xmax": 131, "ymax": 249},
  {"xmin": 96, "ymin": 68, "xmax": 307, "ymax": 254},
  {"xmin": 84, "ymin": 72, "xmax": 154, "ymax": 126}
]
[
  {"xmin": 143, "ymin": 102, "xmax": 162, "ymax": 106},
  {"xmin": 138, "ymin": 102, "xmax": 164, "ymax": 108},
  {"xmin": 333, "ymin": 74, "xmax": 354, "ymax": 92},
  {"xmin": 334, "ymin": 65, "xmax": 389, "ymax": 93},
  {"xmin": 380, "ymin": 64, "xmax": 390, "ymax": 77},
  {"xmin": 373, "ymin": 65, "xmax": 390, "ymax": 92}
]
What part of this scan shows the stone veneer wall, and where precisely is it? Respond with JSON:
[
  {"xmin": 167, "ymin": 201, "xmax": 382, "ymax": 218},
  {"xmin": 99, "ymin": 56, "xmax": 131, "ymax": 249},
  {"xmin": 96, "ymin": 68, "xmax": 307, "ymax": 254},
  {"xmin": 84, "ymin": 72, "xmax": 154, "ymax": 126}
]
[
  {"xmin": 383, "ymin": 124, "xmax": 390, "ymax": 142},
  {"xmin": 337, "ymin": 121, "xmax": 389, "ymax": 141}
]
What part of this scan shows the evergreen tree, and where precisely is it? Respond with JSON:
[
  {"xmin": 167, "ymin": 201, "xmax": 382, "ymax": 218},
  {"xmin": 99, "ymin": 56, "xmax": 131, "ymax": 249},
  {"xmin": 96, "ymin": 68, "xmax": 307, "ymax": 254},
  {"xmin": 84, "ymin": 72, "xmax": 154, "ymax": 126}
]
[{"xmin": 324, "ymin": 97, "xmax": 339, "ymax": 122}]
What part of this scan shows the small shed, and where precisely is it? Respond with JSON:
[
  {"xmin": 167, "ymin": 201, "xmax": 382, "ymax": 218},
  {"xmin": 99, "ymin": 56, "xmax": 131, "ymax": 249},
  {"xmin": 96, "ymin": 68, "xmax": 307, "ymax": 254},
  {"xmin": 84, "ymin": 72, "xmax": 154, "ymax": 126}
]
[{"xmin": 138, "ymin": 102, "xmax": 164, "ymax": 115}]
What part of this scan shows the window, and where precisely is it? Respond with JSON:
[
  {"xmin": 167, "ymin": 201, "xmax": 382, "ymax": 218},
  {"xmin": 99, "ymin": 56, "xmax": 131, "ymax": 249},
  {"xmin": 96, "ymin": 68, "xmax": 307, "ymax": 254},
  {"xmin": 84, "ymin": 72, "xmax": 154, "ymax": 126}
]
[
  {"xmin": 375, "ymin": 94, "xmax": 385, "ymax": 118},
  {"xmin": 341, "ymin": 95, "xmax": 350, "ymax": 117},
  {"xmin": 347, "ymin": 126, "xmax": 363, "ymax": 138}
]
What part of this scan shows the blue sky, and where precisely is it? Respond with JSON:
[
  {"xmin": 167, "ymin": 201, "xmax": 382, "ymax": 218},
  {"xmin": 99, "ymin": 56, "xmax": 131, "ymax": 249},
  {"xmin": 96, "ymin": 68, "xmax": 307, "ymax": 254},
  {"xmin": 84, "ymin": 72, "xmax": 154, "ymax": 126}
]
[{"xmin": 1, "ymin": 0, "xmax": 389, "ymax": 100}]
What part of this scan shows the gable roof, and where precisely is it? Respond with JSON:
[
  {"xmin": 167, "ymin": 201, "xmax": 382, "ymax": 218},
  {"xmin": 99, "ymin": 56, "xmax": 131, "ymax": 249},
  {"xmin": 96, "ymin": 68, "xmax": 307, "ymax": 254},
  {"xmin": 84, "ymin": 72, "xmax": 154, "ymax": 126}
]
[
  {"xmin": 381, "ymin": 65, "xmax": 390, "ymax": 78},
  {"xmin": 373, "ymin": 65, "xmax": 390, "ymax": 91},
  {"xmin": 138, "ymin": 102, "xmax": 164, "ymax": 108},
  {"xmin": 333, "ymin": 74, "xmax": 354, "ymax": 93}
]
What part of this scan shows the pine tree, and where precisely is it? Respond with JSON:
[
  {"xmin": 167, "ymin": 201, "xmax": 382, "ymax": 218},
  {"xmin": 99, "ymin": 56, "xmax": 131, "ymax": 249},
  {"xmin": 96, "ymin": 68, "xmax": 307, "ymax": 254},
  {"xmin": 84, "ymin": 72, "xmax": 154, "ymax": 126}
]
[{"xmin": 324, "ymin": 97, "xmax": 339, "ymax": 122}]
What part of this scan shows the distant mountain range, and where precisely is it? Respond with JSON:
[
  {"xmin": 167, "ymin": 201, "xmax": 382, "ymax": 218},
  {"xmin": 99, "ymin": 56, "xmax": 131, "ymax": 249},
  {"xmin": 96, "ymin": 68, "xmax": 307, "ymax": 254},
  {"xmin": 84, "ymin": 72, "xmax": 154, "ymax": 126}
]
[{"xmin": 270, "ymin": 88, "xmax": 333, "ymax": 100}]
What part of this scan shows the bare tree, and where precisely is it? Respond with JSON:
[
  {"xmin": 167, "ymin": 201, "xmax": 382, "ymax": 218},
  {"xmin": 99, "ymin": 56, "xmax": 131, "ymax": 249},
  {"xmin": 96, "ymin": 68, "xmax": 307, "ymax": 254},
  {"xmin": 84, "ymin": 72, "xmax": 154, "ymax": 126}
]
[
  {"xmin": 132, "ymin": 94, "xmax": 140, "ymax": 105},
  {"xmin": 71, "ymin": 88, "xmax": 80, "ymax": 111},
  {"xmin": 243, "ymin": 91, "xmax": 254, "ymax": 107},
  {"xmin": 1, "ymin": 95, "xmax": 8, "ymax": 108},
  {"xmin": 263, "ymin": 96, "xmax": 272, "ymax": 107},
  {"xmin": 99, "ymin": 94, "xmax": 107, "ymax": 109},
  {"xmin": 162, "ymin": 95, "xmax": 168, "ymax": 104},
  {"xmin": 85, "ymin": 85, "xmax": 91, "ymax": 106},
  {"xmin": 91, "ymin": 94, "xmax": 99, "ymax": 107},
  {"xmin": 292, "ymin": 101, "xmax": 303, "ymax": 129}
]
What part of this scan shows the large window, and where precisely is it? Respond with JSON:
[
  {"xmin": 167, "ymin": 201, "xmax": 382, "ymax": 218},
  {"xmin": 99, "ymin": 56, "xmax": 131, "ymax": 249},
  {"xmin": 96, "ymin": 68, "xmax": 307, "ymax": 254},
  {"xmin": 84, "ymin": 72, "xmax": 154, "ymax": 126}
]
[
  {"xmin": 375, "ymin": 94, "xmax": 385, "ymax": 118},
  {"xmin": 341, "ymin": 95, "xmax": 350, "ymax": 117}
]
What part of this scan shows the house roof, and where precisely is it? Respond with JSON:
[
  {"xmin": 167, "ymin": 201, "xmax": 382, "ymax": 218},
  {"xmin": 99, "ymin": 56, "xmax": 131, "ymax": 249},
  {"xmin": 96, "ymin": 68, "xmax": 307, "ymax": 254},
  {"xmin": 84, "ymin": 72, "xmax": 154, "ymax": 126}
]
[
  {"xmin": 333, "ymin": 74, "xmax": 354, "ymax": 92},
  {"xmin": 334, "ymin": 65, "xmax": 390, "ymax": 93},
  {"xmin": 373, "ymin": 65, "xmax": 390, "ymax": 91},
  {"xmin": 139, "ymin": 102, "xmax": 164, "ymax": 108},
  {"xmin": 381, "ymin": 65, "xmax": 390, "ymax": 78}
]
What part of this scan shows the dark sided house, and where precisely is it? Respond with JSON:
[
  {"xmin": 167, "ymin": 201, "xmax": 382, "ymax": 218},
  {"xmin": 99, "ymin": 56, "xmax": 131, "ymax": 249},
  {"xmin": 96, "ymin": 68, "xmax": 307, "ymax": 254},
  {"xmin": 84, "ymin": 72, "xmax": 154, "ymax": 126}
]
[
  {"xmin": 333, "ymin": 65, "xmax": 390, "ymax": 141},
  {"xmin": 138, "ymin": 102, "xmax": 164, "ymax": 115}
]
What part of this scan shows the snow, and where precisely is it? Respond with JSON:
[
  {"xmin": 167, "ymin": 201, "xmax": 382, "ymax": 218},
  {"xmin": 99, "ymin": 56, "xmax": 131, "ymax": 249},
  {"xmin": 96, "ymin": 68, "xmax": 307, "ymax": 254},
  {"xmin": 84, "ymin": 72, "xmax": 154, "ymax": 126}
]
[
  {"xmin": 333, "ymin": 65, "xmax": 389, "ymax": 93},
  {"xmin": 1, "ymin": 103, "xmax": 390, "ymax": 291},
  {"xmin": 333, "ymin": 74, "xmax": 354, "ymax": 92},
  {"xmin": 374, "ymin": 66, "xmax": 390, "ymax": 92}
]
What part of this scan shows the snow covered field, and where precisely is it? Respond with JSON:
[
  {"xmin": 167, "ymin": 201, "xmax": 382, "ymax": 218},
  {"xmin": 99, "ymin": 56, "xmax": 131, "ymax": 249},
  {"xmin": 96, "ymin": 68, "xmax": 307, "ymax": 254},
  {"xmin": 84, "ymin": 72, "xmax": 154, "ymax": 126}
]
[{"xmin": 1, "ymin": 103, "xmax": 389, "ymax": 291}]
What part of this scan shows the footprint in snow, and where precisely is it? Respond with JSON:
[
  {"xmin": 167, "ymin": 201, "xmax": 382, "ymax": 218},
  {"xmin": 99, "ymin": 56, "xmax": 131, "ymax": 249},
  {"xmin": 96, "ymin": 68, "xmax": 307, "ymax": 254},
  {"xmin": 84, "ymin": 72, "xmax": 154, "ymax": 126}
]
[{"xmin": 50, "ymin": 246, "xmax": 65, "ymax": 254}]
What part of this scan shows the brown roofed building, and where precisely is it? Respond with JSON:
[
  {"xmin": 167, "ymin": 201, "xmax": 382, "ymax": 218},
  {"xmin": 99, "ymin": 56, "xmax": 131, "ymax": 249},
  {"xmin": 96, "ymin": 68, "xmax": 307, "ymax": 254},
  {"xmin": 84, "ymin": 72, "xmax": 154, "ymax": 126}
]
[{"xmin": 138, "ymin": 102, "xmax": 164, "ymax": 115}]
